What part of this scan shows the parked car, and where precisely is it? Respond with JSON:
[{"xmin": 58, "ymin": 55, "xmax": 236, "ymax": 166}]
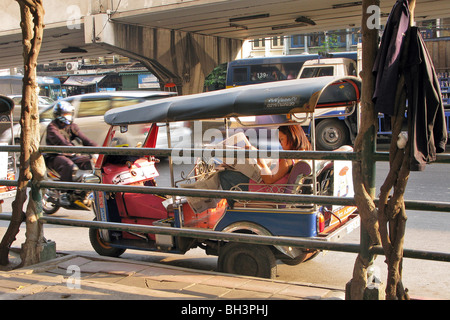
[
  {"xmin": 0, "ymin": 95, "xmax": 17, "ymax": 209},
  {"xmin": 0, "ymin": 91, "xmax": 191, "ymax": 150},
  {"xmin": 295, "ymin": 58, "xmax": 359, "ymax": 150},
  {"xmin": 0, "ymin": 95, "xmax": 54, "ymax": 123}
]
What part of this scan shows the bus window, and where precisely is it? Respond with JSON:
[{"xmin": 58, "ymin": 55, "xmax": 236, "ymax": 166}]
[
  {"xmin": 225, "ymin": 52, "xmax": 357, "ymax": 87},
  {"xmin": 232, "ymin": 68, "xmax": 248, "ymax": 83},
  {"xmin": 250, "ymin": 65, "xmax": 282, "ymax": 82}
]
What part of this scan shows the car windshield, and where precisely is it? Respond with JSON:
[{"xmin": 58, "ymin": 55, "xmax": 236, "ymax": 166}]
[
  {"xmin": 39, "ymin": 96, "xmax": 54, "ymax": 105},
  {"xmin": 39, "ymin": 104, "xmax": 58, "ymax": 121}
]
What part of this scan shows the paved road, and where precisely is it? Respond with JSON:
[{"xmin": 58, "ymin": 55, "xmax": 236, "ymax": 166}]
[{"xmin": 0, "ymin": 151, "xmax": 449, "ymax": 299}]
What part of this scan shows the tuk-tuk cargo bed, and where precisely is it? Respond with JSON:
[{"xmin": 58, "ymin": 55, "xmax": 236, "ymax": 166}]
[
  {"xmin": 316, "ymin": 214, "xmax": 360, "ymax": 242},
  {"xmin": 179, "ymin": 200, "xmax": 228, "ymax": 229},
  {"xmin": 214, "ymin": 207, "xmax": 319, "ymax": 238},
  {"xmin": 0, "ymin": 190, "xmax": 16, "ymax": 200}
]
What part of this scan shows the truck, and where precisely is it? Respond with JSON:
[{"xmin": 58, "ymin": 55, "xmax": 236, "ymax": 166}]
[{"xmin": 296, "ymin": 58, "xmax": 359, "ymax": 150}]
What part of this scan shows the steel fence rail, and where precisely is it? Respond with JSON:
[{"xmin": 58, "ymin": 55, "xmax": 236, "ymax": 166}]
[
  {"xmin": 1, "ymin": 144, "xmax": 449, "ymax": 264},
  {"xmin": 3, "ymin": 144, "xmax": 450, "ymax": 162},
  {"xmin": 5, "ymin": 145, "xmax": 363, "ymax": 161},
  {"xmin": 1, "ymin": 179, "xmax": 450, "ymax": 212},
  {"xmin": 0, "ymin": 213, "xmax": 448, "ymax": 262}
]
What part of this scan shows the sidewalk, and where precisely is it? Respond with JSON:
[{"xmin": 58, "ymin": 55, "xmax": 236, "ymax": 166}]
[{"xmin": 0, "ymin": 250, "xmax": 346, "ymax": 300}]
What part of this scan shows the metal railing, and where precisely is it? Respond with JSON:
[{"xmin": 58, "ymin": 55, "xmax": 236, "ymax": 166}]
[{"xmin": 0, "ymin": 144, "xmax": 449, "ymax": 263}]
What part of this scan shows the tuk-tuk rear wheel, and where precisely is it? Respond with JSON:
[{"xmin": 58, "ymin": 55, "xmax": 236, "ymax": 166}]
[
  {"xmin": 89, "ymin": 223, "xmax": 126, "ymax": 257},
  {"xmin": 217, "ymin": 243, "xmax": 276, "ymax": 279}
]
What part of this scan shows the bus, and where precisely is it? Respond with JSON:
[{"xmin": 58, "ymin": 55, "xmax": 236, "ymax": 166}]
[
  {"xmin": 0, "ymin": 75, "xmax": 64, "ymax": 101},
  {"xmin": 225, "ymin": 52, "xmax": 357, "ymax": 88}
]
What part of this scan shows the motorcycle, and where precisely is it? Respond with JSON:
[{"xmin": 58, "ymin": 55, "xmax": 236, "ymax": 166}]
[{"xmin": 42, "ymin": 157, "xmax": 96, "ymax": 215}]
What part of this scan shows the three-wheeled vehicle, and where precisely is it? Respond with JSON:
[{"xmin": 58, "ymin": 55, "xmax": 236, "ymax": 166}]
[{"xmin": 89, "ymin": 76, "xmax": 361, "ymax": 279}]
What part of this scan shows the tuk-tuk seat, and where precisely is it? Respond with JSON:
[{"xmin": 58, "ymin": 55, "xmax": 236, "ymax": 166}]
[
  {"xmin": 233, "ymin": 145, "xmax": 353, "ymax": 209},
  {"xmin": 233, "ymin": 160, "xmax": 314, "ymax": 209},
  {"xmin": 284, "ymin": 161, "xmax": 313, "ymax": 193}
]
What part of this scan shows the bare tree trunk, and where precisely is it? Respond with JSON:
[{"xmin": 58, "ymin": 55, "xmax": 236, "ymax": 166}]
[
  {"xmin": 350, "ymin": 0, "xmax": 416, "ymax": 300},
  {"xmin": 377, "ymin": 74, "xmax": 410, "ymax": 300},
  {"xmin": 375, "ymin": 0, "xmax": 416, "ymax": 300},
  {"xmin": 350, "ymin": 0, "xmax": 381, "ymax": 300},
  {"xmin": 0, "ymin": 0, "xmax": 46, "ymax": 267}
]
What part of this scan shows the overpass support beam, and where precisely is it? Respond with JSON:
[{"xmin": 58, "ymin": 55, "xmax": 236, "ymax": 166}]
[{"xmin": 85, "ymin": 14, "xmax": 242, "ymax": 94}]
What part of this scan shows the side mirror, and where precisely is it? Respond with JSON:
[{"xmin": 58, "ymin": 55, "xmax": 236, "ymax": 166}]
[{"xmin": 82, "ymin": 174, "xmax": 101, "ymax": 184}]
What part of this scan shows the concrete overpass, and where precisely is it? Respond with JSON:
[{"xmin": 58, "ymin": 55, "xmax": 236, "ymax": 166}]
[{"xmin": 1, "ymin": 0, "xmax": 450, "ymax": 94}]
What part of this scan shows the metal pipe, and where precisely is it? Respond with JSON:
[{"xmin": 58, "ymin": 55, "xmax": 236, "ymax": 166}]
[
  {"xmin": 1, "ymin": 178, "xmax": 450, "ymax": 212},
  {"xmin": 165, "ymin": 122, "xmax": 175, "ymax": 188},
  {"xmin": 0, "ymin": 213, "xmax": 447, "ymax": 262},
  {"xmin": 39, "ymin": 215, "xmax": 360, "ymax": 253},
  {"xmin": 1, "ymin": 145, "xmax": 450, "ymax": 163}
]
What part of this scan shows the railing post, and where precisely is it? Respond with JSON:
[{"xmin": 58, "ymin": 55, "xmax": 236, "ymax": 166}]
[{"xmin": 347, "ymin": 0, "xmax": 381, "ymax": 300}]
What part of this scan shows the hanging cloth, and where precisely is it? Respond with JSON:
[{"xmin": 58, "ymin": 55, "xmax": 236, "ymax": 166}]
[
  {"xmin": 404, "ymin": 27, "xmax": 447, "ymax": 171},
  {"xmin": 372, "ymin": 0, "xmax": 410, "ymax": 115},
  {"xmin": 372, "ymin": 0, "xmax": 447, "ymax": 171}
]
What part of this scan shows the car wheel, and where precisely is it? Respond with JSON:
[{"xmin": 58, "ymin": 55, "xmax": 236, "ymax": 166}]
[
  {"xmin": 315, "ymin": 119, "xmax": 349, "ymax": 150},
  {"xmin": 0, "ymin": 115, "xmax": 10, "ymax": 122},
  {"xmin": 218, "ymin": 242, "xmax": 277, "ymax": 279}
]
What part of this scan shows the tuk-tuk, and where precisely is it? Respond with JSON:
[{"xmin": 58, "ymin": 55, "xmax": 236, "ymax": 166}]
[
  {"xmin": 0, "ymin": 95, "xmax": 17, "ymax": 210},
  {"xmin": 89, "ymin": 76, "xmax": 361, "ymax": 279}
]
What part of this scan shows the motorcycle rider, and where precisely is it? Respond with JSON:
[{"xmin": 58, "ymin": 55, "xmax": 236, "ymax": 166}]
[{"xmin": 44, "ymin": 101, "xmax": 98, "ymax": 205}]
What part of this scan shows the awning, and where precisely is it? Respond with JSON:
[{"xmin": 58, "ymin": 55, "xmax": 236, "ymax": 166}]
[{"xmin": 63, "ymin": 75, "xmax": 106, "ymax": 86}]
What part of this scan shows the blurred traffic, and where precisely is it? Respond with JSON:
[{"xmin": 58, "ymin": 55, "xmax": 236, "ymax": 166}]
[{"xmin": 0, "ymin": 91, "xmax": 192, "ymax": 150}]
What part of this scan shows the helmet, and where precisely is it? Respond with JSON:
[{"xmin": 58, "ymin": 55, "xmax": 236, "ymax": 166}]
[{"xmin": 53, "ymin": 101, "xmax": 74, "ymax": 124}]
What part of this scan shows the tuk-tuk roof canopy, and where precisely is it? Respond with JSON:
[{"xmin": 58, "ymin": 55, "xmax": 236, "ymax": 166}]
[{"xmin": 104, "ymin": 76, "xmax": 361, "ymax": 125}]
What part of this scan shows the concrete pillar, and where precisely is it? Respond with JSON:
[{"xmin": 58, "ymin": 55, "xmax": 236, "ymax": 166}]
[{"xmin": 85, "ymin": 14, "xmax": 242, "ymax": 95}]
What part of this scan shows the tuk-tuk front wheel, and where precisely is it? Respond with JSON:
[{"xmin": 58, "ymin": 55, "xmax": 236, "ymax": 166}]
[
  {"xmin": 89, "ymin": 222, "xmax": 126, "ymax": 258},
  {"xmin": 218, "ymin": 243, "xmax": 276, "ymax": 279}
]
